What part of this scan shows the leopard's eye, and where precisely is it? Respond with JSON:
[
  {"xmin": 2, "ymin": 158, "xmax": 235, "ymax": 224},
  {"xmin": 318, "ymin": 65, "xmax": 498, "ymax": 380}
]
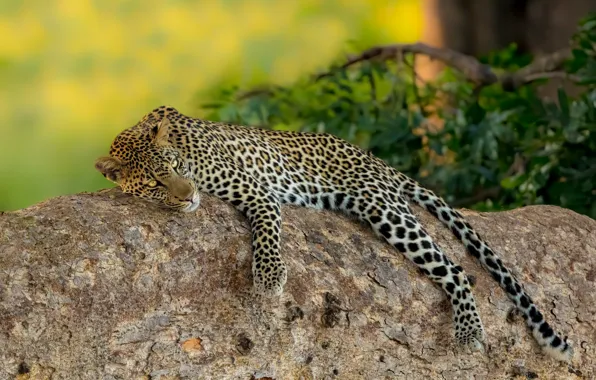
[
  {"xmin": 148, "ymin": 179, "xmax": 158, "ymax": 187},
  {"xmin": 171, "ymin": 158, "xmax": 179, "ymax": 168}
]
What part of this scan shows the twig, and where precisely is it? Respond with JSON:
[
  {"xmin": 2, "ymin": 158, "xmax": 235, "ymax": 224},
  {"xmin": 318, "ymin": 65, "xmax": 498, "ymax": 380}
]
[
  {"xmin": 500, "ymin": 48, "xmax": 574, "ymax": 90},
  {"xmin": 236, "ymin": 87, "xmax": 276, "ymax": 101},
  {"xmin": 508, "ymin": 48, "xmax": 572, "ymax": 79},
  {"xmin": 366, "ymin": 65, "xmax": 377, "ymax": 102},
  {"xmin": 402, "ymin": 57, "xmax": 430, "ymax": 117},
  {"xmin": 523, "ymin": 72, "xmax": 578, "ymax": 82},
  {"xmin": 502, "ymin": 71, "xmax": 581, "ymax": 90}
]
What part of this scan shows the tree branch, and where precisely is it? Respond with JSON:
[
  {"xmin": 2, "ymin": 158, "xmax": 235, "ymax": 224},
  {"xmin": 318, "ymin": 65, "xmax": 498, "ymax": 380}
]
[
  {"xmin": 500, "ymin": 48, "xmax": 574, "ymax": 90},
  {"xmin": 317, "ymin": 42, "xmax": 498, "ymax": 85},
  {"xmin": 317, "ymin": 42, "xmax": 575, "ymax": 91}
]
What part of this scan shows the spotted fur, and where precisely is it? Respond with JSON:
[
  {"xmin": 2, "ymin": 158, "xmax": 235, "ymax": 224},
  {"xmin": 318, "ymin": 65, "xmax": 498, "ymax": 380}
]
[{"xmin": 95, "ymin": 105, "xmax": 573, "ymax": 361}]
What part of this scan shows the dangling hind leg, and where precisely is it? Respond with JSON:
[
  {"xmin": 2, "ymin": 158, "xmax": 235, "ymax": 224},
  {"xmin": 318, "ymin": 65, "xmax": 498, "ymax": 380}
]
[{"xmin": 343, "ymin": 193, "xmax": 486, "ymax": 350}]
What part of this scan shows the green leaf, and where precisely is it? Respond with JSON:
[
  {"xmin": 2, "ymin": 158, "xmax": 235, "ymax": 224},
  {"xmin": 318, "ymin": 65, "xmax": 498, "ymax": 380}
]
[
  {"xmin": 580, "ymin": 18, "xmax": 596, "ymax": 32},
  {"xmin": 557, "ymin": 88, "xmax": 570, "ymax": 124},
  {"xmin": 500, "ymin": 175, "xmax": 526, "ymax": 190},
  {"xmin": 465, "ymin": 102, "xmax": 486, "ymax": 124}
]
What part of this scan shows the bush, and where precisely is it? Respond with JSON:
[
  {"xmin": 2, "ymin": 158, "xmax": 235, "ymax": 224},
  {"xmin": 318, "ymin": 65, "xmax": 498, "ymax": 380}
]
[{"xmin": 198, "ymin": 15, "xmax": 596, "ymax": 219}]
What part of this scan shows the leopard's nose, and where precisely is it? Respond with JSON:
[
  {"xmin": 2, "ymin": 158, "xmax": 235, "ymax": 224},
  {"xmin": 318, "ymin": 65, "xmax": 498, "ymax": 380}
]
[
  {"xmin": 170, "ymin": 179, "xmax": 195, "ymax": 202},
  {"xmin": 178, "ymin": 188, "xmax": 194, "ymax": 202}
]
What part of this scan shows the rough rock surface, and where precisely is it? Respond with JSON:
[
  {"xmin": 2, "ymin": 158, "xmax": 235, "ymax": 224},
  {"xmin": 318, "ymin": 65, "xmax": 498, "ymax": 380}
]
[{"xmin": 0, "ymin": 188, "xmax": 594, "ymax": 380}]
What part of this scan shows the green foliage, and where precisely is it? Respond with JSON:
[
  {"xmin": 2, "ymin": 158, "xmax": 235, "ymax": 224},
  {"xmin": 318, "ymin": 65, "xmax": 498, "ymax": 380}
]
[
  {"xmin": 568, "ymin": 15, "xmax": 596, "ymax": 85},
  {"xmin": 200, "ymin": 14, "xmax": 596, "ymax": 219}
]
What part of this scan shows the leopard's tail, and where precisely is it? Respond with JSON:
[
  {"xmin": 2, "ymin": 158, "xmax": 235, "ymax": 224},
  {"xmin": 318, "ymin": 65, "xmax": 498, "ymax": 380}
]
[{"xmin": 399, "ymin": 176, "xmax": 573, "ymax": 362}]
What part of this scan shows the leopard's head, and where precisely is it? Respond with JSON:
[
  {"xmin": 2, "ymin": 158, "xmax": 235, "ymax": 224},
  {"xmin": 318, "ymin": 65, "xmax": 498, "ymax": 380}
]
[{"xmin": 95, "ymin": 107, "xmax": 200, "ymax": 212}]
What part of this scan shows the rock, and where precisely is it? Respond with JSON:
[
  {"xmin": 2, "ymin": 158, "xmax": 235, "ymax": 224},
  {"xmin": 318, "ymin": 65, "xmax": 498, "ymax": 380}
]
[{"xmin": 0, "ymin": 188, "xmax": 594, "ymax": 379}]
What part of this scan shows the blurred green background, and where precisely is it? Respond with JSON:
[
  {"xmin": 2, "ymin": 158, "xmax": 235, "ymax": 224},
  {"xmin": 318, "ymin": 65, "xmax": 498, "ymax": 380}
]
[
  {"xmin": 0, "ymin": 0, "xmax": 422, "ymax": 211},
  {"xmin": 1, "ymin": 0, "xmax": 594, "ymax": 217}
]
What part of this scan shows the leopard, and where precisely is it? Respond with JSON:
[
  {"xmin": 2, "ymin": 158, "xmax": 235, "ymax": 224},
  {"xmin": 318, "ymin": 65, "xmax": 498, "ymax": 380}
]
[{"xmin": 95, "ymin": 105, "xmax": 573, "ymax": 362}]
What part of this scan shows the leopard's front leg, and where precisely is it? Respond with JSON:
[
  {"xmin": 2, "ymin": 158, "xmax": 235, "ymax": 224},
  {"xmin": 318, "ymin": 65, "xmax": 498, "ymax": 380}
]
[
  {"xmin": 243, "ymin": 194, "xmax": 286, "ymax": 296},
  {"xmin": 199, "ymin": 159, "xmax": 286, "ymax": 296}
]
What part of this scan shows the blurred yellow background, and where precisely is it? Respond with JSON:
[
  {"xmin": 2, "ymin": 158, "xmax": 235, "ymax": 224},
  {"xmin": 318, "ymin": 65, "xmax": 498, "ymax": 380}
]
[{"xmin": 0, "ymin": 0, "xmax": 422, "ymax": 211}]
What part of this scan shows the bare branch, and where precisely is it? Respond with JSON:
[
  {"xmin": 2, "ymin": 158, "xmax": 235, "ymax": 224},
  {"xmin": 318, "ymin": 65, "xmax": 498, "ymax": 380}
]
[
  {"xmin": 224, "ymin": 44, "xmax": 577, "ymax": 106},
  {"xmin": 236, "ymin": 87, "xmax": 276, "ymax": 101},
  {"xmin": 317, "ymin": 42, "xmax": 498, "ymax": 85},
  {"xmin": 500, "ymin": 48, "xmax": 574, "ymax": 90},
  {"xmin": 317, "ymin": 43, "xmax": 576, "ymax": 91},
  {"xmin": 522, "ymin": 72, "xmax": 578, "ymax": 82},
  {"xmin": 511, "ymin": 48, "xmax": 572, "ymax": 78}
]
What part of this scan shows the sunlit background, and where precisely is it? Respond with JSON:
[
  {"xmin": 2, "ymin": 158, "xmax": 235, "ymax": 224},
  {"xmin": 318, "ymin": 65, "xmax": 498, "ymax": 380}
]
[{"xmin": 0, "ymin": 0, "xmax": 423, "ymax": 211}]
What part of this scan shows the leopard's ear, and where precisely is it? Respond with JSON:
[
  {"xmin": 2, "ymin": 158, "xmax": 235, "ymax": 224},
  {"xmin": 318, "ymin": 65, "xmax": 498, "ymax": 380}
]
[
  {"xmin": 95, "ymin": 156, "xmax": 124, "ymax": 184},
  {"xmin": 152, "ymin": 116, "xmax": 171, "ymax": 146}
]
